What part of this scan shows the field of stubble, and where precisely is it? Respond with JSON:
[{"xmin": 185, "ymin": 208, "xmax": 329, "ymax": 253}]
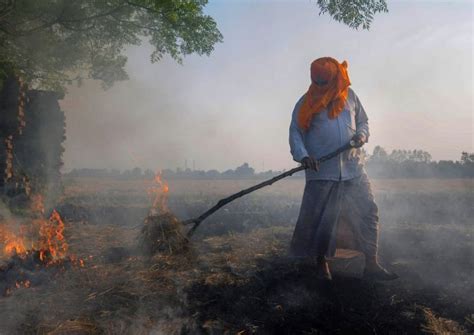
[{"xmin": 0, "ymin": 177, "xmax": 472, "ymax": 334}]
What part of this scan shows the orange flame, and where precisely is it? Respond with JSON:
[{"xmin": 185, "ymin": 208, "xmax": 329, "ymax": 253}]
[
  {"xmin": 38, "ymin": 209, "xmax": 68, "ymax": 262},
  {"xmin": 1, "ymin": 194, "xmax": 69, "ymax": 263},
  {"xmin": 0, "ymin": 226, "xmax": 27, "ymax": 255},
  {"xmin": 4, "ymin": 136, "xmax": 14, "ymax": 181},
  {"xmin": 147, "ymin": 170, "xmax": 169, "ymax": 214},
  {"xmin": 15, "ymin": 280, "xmax": 30, "ymax": 289}
]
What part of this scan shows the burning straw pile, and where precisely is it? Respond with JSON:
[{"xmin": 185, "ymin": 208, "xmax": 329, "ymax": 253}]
[
  {"xmin": 141, "ymin": 213, "xmax": 189, "ymax": 256},
  {"xmin": 140, "ymin": 172, "xmax": 189, "ymax": 257},
  {"xmin": 0, "ymin": 194, "xmax": 82, "ymax": 296}
]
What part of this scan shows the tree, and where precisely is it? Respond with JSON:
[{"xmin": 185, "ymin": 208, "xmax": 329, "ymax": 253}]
[
  {"xmin": 371, "ymin": 145, "xmax": 388, "ymax": 162},
  {"xmin": 205, "ymin": 169, "xmax": 220, "ymax": 179},
  {"xmin": 317, "ymin": 0, "xmax": 388, "ymax": 29},
  {"xmin": 389, "ymin": 149, "xmax": 408, "ymax": 163},
  {"xmin": 131, "ymin": 167, "xmax": 142, "ymax": 178},
  {"xmin": 460, "ymin": 152, "xmax": 474, "ymax": 165},
  {"xmin": 0, "ymin": 0, "xmax": 223, "ymax": 92},
  {"xmin": 409, "ymin": 149, "xmax": 432, "ymax": 163},
  {"xmin": 234, "ymin": 163, "xmax": 255, "ymax": 178},
  {"xmin": 0, "ymin": 0, "xmax": 388, "ymax": 92}
]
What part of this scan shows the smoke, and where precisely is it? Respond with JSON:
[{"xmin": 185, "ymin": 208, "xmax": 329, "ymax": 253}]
[
  {"xmin": 1, "ymin": 0, "xmax": 472, "ymax": 333},
  {"xmin": 60, "ymin": 0, "xmax": 473, "ymax": 172}
]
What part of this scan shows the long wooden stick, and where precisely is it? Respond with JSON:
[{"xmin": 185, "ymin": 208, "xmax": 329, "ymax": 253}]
[{"xmin": 184, "ymin": 141, "xmax": 356, "ymax": 236}]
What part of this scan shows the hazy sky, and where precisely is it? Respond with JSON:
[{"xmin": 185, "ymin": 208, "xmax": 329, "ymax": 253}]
[{"xmin": 61, "ymin": 0, "xmax": 473, "ymax": 172}]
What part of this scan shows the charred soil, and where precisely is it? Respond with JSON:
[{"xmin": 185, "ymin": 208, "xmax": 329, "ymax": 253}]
[{"xmin": 0, "ymin": 178, "xmax": 472, "ymax": 334}]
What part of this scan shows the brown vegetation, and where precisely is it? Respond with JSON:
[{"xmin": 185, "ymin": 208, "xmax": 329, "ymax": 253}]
[{"xmin": 0, "ymin": 178, "xmax": 472, "ymax": 334}]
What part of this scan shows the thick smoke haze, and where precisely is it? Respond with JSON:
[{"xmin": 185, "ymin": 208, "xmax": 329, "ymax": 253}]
[{"xmin": 61, "ymin": 0, "xmax": 473, "ymax": 172}]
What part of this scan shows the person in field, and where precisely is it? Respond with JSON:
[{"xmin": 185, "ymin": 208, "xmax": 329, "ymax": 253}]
[{"xmin": 289, "ymin": 57, "xmax": 397, "ymax": 281}]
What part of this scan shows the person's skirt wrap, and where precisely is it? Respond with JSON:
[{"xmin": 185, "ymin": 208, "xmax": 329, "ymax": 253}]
[{"xmin": 290, "ymin": 173, "xmax": 379, "ymax": 258}]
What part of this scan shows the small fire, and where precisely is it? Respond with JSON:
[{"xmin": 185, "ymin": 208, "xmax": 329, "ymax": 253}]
[
  {"xmin": 38, "ymin": 209, "xmax": 68, "ymax": 261},
  {"xmin": 1, "ymin": 194, "xmax": 69, "ymax": 263},
  {"xmin": 15, "ymin": 280, "xmax": 30, "ymax": 289},
  {"xmin": 4, "ymin": 136, "xmax": 14, "ymax": 181},
  {"xmin": 147, "ymin": 170, "xmax": 169, "ymax": 215},
  {"xmin": 0, "ymin": 226, "xmax": 27, "ymax": 255}
]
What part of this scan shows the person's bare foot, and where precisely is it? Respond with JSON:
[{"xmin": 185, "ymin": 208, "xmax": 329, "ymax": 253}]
[
  {"xmin": 363, "ymin": 262, "xmax": 398, "ymax": 281},
  {"xmin": 315, "ymin": 257, "xmax": 332, "ymax": 281}
]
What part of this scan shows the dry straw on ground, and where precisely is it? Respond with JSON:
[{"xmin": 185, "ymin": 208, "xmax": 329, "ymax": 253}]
[{"xmin": 140, "ymin": 213, "xmax": 189, "ymax": 257}]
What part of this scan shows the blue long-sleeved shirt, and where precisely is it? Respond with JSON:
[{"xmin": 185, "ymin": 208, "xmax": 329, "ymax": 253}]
[{"xmin": 289, "ymin": 88, "xmax": 369, "ymax": 181}]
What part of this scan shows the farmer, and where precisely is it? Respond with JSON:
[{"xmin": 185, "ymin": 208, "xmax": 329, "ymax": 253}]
[{"xmin": 289, "ymin": 57, "xmax": 397, "ymax": 281}]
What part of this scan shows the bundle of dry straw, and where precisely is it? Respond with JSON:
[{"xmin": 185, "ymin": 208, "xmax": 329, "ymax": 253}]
[{"xmin": 140, "ymin": 213, "xmax": 189, "ymax": 256}]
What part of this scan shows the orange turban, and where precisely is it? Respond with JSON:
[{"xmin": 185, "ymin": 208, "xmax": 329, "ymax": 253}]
[{"xmin": 297, "ymin": 57, "xmax": 351, "ymax": 130}]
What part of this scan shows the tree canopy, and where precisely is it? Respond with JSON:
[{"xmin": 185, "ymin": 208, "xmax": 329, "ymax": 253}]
[
  {"xmin": 0, "ymin": 0, "xmax": 388, "ymax": 92},
  {"xmin": 317, "ymin": 0, "xmax": 388, "ymax": 30},
  {"xmin": 0, "ymin": 0, "xmax": 223, "ymax": 91}
]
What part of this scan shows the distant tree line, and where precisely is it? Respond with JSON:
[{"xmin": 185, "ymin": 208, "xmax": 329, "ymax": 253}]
[
  {"xmin": 65, "ymin": 163, "xmax": 275, "ymax": 180},
  {"xmin": 365, "ymin": 147, "xmax": 473, "ymax": 178},
  {"xmin": 65, "ymin": 148, "xmax": 474, "ymax": 180}
]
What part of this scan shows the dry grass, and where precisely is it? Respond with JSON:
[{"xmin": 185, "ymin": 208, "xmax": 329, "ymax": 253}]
[
  {"xmin": 1, "ymin": 177, "xmax": 472, "ymax": 334},
  {"xmin": 0, "ymin": 216, "xmax": 292, "ymax": 334},
  {"xmin": 421, "ymin": 307, "xmax": 466, "ymax": 334},
  {"xmin": 63, "ymin": 177, "xmax": 474, "ymax": 199},
  {"xmin": 140, "ymin": 213, "xmax": 189, "ymax": 256},
  {"xmin": 1, "ymin": 218, "xmax": 472, "ymax": 334}
]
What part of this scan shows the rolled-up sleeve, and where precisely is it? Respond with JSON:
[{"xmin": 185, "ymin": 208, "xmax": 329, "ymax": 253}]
[
  {"xmin": 289, "ymin": 97, "xmax": 309, "ymax": 162},
  {"xmin": 354, "ymin": 91, "xmax": 370, "ymax": 141}
]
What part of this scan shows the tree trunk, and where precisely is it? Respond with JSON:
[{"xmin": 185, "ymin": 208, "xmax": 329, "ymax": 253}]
[{"xmin": 0, "ymin": 76, "xmax": 65, "ymax": 207}]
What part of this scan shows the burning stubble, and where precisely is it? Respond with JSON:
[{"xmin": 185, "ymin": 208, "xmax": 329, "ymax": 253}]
[
  {"xmin": 0, "ymin": 176, "xmax": 472, "ymax": 334},
  {"xmin": 0, "ymin": 194, "xmax": 68, "ymax": 263},
  {"xmin": 0, "ymin": 194, "xmax": 85, "ymax": 298},
  {"xmin": 140, "ymin": 171, "xmax": 189, "ymax": 257}
]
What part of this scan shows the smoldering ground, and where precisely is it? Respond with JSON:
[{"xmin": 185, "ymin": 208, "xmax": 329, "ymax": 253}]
[
  {"xmin": 1, "ymin": 177, "xmax": 472, "ymax": 334},
  {"xmin": 1, "ymin": 0, "xmax": 471, "ymax": 334}
]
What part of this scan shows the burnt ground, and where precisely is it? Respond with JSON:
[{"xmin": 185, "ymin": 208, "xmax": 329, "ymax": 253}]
[
  {"xmin": 186, "ymin": 238, "xmax": 471, "ymax": 335},
  {"xmin": 0, "ymin": 178, "xmax": 473, "ymax": 334}
]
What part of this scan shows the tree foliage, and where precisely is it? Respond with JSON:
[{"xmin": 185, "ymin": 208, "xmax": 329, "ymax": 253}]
[
  {"xmin": 317, "ymin": 0, "xmax": 388, "ymax": 29},
  {"xmin": 0, "ymin": 0, "xmax": 389, "ymax": 92},
  {"xmin": 366, "ymin": 148, "xmax": 472, "ymax": 178},
  {"xmin": 460, "ymin": 152, "xmax": 474, "ymax": 165},
  {"xmin": 0, "ymin": 0, "xmax": 223, "ymax": 91}
]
